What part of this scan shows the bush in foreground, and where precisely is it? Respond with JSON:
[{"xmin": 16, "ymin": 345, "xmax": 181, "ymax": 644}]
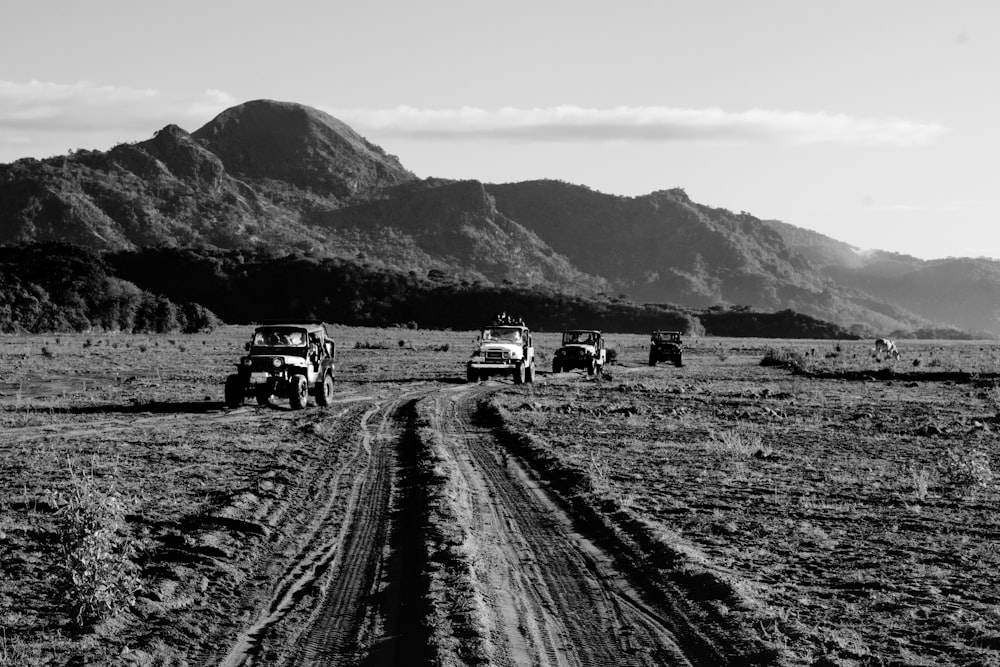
[{"xmin": 53, "ymin": 463, "xmax": 142, "ymax": 629}]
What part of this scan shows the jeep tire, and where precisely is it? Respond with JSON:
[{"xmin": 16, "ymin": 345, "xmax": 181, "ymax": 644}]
[
  {"xmin": 315, "ymin": 373, "xmax": 334, "ymax": 406},
  {"xmin": 649, "ymin": 354, "xmax": 656, "ymax": 367},
  {"xmin": 675, "ymin": 353, "xmax": 683, "ymax": 367},
  {"xmin": 289, "ymin": 375, "xmax": 309, "ymax": 410},
  {"xmin": 552, "ymin": 361, "xmax": 561, "ymax": 374},
  {"xmin": 525, "ymin": 362, "xmax": 534, "ymax": 383},
  {"xmin": 224, "ymin": 374, "xmax": 244, "ymax": 408},
  {"xmin": 513, "ymin": 362, "xmax": 525, "ymax": 385}
]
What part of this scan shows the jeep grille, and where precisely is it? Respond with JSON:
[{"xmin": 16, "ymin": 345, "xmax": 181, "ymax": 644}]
[{"xmin": 250, "ymin": 357, "xmax": 281, "ymax": 372}]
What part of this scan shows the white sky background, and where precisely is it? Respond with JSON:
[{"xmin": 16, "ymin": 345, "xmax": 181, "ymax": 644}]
[{"xmin": 1, "ymin": 0, "xmax": 998, "ymax": 260}]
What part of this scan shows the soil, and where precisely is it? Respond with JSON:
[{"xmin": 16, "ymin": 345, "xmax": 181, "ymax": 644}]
[{"xmin": 2, "ymin": 328, "xmax": 999, "ymax": 666}]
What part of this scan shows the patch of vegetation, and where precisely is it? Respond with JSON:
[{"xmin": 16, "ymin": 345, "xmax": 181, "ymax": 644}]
[
  {"xmin": 760, "ymin": 347, "xmax": 809, "ymax": 371},
  {"xmin": 0, "ymin": 244, "xmax": 219, "ymax": 334},
  {"xmin": 938, "ymin": 447, "xmax": 995, "ymax": 497},
  {"xmin": 52, "ymin": 461, "xmax": 142, "ymax": 629}
]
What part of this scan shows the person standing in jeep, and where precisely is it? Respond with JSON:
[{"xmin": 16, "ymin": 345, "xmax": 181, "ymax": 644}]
[{"xmin": 467, "ymin": 315, "xmax": 535, "ymax": 384}]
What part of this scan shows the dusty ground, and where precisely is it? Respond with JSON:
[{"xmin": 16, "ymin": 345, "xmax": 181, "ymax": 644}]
[{"xmin": 1, "ymin": 327, "xmax": 998, "ymax": 666}]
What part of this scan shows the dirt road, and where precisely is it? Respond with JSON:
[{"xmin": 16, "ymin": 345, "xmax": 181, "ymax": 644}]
[{"xmin": 205, "ymin": 380, "xmax": 760, "ymax": 666}]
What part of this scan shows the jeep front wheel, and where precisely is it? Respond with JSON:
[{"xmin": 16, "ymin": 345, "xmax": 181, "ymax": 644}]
[
  {"xmin": 315, "ymin": 373, "xmax": 334, "ymax": 406},
  {"xmin": 649, "ymin": 354, "xmax": 657, "ymax": 367},
  {"xmin": 525, "ymin": 362, "xmax": 534, "ymax": 383},
  {"xmin": 552, "ymin": 361, "xmax": 561, "ymax": 374},
  {"xmin": 513, "ymin": 363, "xmax": 525, "ymax": 385},
  {"xmin": 675, "ymin": 353, "xmax": 683, "ymax": 367},
  {"xmin": 289, "ymin": 375, "xmax": 308, "ymax": 410},
  {"xmin": 224, "ymin": 374, "xmax": 244, "ymax": 408}
]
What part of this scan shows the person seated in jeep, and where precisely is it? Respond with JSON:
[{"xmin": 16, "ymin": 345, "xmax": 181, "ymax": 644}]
[
  {"xmin": 483, "ymin": 328, "xmax": 522, "ymax": 342},
  {"xmin": 565, "ymin": 331, "xmax": 598, "ymax": 345},
  {"xmin": 255, "ymin": 330, "xmax": 305, "ymax": 347}
]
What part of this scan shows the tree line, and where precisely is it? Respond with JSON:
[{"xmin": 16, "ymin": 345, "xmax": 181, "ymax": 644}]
[
  {"xmin": 0, "ymin": 243, "xmax": 858, "ymax": 338},
  {"xmin": 0, "ymin": 244, "xmax": 219, "ymax": 334}
]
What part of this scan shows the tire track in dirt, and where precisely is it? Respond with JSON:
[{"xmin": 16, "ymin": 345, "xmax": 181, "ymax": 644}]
[
  {"xmin": 420, "ymin": 384, "xmax": 694, "ymax": 666},
  {"xmin": 221, "ymin": 386, "xmax": 436, "ymax": 667}
]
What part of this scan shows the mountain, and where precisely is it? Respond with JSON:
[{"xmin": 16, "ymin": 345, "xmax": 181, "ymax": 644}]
[
  {"xmin": 765, "ymin": 220, "xmax": 1000, "ymax": 336},
  {"xmin": 191, "ymin": 99, "xmax": 415, "ymax": 198},
  {"xmin": 0, "ymin": 99, "xmax": 997, "ymax": 337}
]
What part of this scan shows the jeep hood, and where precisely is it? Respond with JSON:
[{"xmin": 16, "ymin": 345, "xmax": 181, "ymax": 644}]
[
  {"xmin": 478, "ymin": 342, "xmax": 522, "ymax": 353},
  {"xmin": 558, "ymin": 344, "xmax": 596, "ymax": 353}
]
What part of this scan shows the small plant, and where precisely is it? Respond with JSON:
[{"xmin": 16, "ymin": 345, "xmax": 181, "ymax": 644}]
[
  {"xmin": 587, "ymin": 451, "xmax": 612, "ymax": 495},
  {"xmin": 711, "ymin": 425, "xmax": 768, "ymax": 460},
  {"xmin": 904, "ymin": 462, "xmax": 935, "ymax": 502},
  {"xmin": 41, "ymin": 346, "xmax": 54, "ymax": 359},
  {"xmin": 986, "ymin": 385, "xmax": 1000, "ymax": 415},
  {"xmin": 53, "ymin": 461, "xmax": 142, "ymax": 629},
  {"xmin": 938, "ymin": 447, "xmax": 995, "ymax": 497}
]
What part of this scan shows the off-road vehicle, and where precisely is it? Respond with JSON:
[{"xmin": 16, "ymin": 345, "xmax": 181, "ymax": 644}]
[
  {"xmin": 649, "ymin": 329, "xmax": 683, "ymax": 367},
  {"xmin": 467, "ymin": 315, "xmax": 535, "ymax": 384},
  {"xmin": 552, "ymin": 329, "xmax": 606, "ymax": 375},
  {"xmin": 225, "ymin": 321, "xmax": 336, "ymax": 409}
]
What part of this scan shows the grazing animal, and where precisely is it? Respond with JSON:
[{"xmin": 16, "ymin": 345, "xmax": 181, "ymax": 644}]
[{"xmin": 874, "ymin": 338, "xmax": 900, "ymax": 361}]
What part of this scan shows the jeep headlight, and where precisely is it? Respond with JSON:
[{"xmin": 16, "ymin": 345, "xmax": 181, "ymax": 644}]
[
  {"xmin": 241, "ymin": 357, "xmax": 251, "ymax": 367},
  {"xmin": 271, "ymin": 357, "xmax": 283, "ymax": 369}
]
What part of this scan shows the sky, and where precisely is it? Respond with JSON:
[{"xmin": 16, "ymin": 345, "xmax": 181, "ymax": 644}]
[{"xmin": 1, "ymin": 0, "xmax": 998, "ymax": 260}]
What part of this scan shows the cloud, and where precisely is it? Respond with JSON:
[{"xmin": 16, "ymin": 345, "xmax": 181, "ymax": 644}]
[
  {"xmin": 0, "ymin": 80, "xmax": 236, "ymax": 160},
  {"xmin": 331, "ymin": 105, "xmax": 949, "ymax": 147}
]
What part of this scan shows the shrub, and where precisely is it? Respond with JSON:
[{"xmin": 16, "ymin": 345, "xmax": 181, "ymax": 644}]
[
  {"xmin": 938, "ymin": 448, "xmax": 994, "ymax": 497},
  {"xmin": 712, "ymin": 427, "xmax": 765, "ymax": 460},
  {"xmin": 760, "ymin": 347, "xmax": 807, "ymax": 371},
  {"xmin": 354, "ymin": 340, "xmax": 389, "ymax": 349},
  {"xmin": 53, "ymin": 463, "xmax": 142, "ymax": 628}
]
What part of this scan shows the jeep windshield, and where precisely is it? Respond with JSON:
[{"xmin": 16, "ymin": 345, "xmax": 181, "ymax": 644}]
[
  {"xmin": 252, "ymin": 329, "xmax": 307, "ymax": 347},
  {"xmin": 562, "ymin": 331, "xmax": 597, "ymax": 345},
  {"xmin": 482, "ymin": 328, "xmax": 522, "ymax": 343}
]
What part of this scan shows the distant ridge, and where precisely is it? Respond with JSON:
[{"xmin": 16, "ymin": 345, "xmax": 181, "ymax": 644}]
[{"xmin": 0, "ymin": 99, "xmax": 996, "ymax": 337}]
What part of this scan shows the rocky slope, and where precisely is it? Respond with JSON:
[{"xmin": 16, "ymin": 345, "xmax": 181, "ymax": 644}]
[{"xmin": 0, "ymin": 99, "xmax": 996, "ymax": 336}]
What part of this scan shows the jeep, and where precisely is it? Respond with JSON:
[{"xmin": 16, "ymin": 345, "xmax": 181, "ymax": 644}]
[
  {"xmin": 467, "ymin": 315, "xmax": 535, "ymax": 384},
  {"xmin": 225, "ymin": 321, "xmax": 336, "ymax": 409},
  {"xmin": 649, "ymin": 330, "xmax": 683, "ymax": 367},
  {"xmin": 552, "ymin": 329, "xmax": 605, "ymax": 375}
]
